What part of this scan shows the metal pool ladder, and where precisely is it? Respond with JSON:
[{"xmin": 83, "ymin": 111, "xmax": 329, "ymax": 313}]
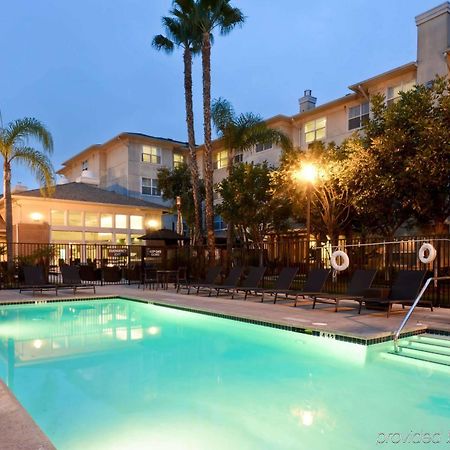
[{"xmin": 393, "ymin": 276, "xmax": 450, "ymax": 352}]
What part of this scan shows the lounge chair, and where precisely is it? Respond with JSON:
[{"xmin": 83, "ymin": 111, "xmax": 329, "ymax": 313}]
[
  {"xmin": 360, "ymin": 270, "xmax": 428, "ymax": 317},
  {"xmin": 311, "ymin": 269, "xmax": 377, "ymax": 312},
  {"xmin": 207, "ymin": 266, "xmax": 245, "ymax": 297},
  {"xmin": 19, "ymin": 265, "xmax": 58, "ymax": 295},
  {"xmin": 256, "ymin": 267, "xmax": 299, "ymax": 303},
  {"xmin": 60, "ymin": 265, "xmax": 96, "ymax": 294},
  {"xmin": 230, "ymin": 266, "xmax": 267, "ymax": 300},
  {"xmin": 178, "ymin": 266, "xmax": 222, "ymax": 294},
  {"xmin": 271, "ymin": 268, "xmax": 330, "ymax": 306}
]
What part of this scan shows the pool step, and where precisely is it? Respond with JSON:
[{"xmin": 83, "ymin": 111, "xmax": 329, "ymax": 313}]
[{"xmin": 381, "ymin": 334, "xmax": 450, "ymax": 372}]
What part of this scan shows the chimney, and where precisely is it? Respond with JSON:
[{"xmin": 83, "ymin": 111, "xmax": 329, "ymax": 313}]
[
  {"xmin": 299, "ymin": 89, "xmax": 317, "ymax": 113},
  {"xmin": 12, "ymin": 182, "xmax": 28, "ymax": 193},
  {"xmin": 415, "ymin": 2, "xmax": 450, "ymax": 85}
]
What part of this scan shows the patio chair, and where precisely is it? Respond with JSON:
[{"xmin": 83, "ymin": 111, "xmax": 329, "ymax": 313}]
[
  {"xmin": 311, "ymin": 269, "xmax": 377, "ymax": 312},
  {"xmin": 19, "ymin": 265, "xmax": 58, "ymax": 295},
  {"xmin": 230, "ymin": 266, "xmax": 267, "ymax": 300},
  {"xmin": 207, "ymin": 266, "xmax": 245, "ymax": 297},
  {"xmin": 178, "ymin": 266, "xmax": 222, "ymax": 295},
  {"xmin": 271, "ymin": 268, "xmax": 330, "ymax": 306},
  {"xmin": 256, "ymin": 267, "xmax": 299, "ymax": 303},
  {"xmin": 360, "ymin": 270, "xmax": 429, "ymax": 317},
  {"xmin": 102, "ymin": 266, "xmax": 122, "ymax": 283},
  {"xmin": 60, "ymin": 265, "xmax": 96, "ymax": 294}
]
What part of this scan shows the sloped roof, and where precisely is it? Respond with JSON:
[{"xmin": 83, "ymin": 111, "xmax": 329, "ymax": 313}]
[{"xmin": 15, "ymin": 182, "xmax": 165, "ymax": 210}]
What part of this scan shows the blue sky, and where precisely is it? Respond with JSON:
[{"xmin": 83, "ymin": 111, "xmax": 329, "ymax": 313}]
[{"xmin": 0, "ymin": 0, "xmax": 441, "ymax": 188}]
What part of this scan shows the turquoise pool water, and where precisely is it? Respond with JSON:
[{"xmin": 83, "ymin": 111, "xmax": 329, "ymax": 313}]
[{"xmin": 0, "ymin": 298, "xmax": 449, "ymax": 450}]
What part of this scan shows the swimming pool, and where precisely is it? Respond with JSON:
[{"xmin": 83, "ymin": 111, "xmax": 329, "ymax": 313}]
[{"xmin": 0, "ymin": 298, "xmax": 448, "ymax": 449}]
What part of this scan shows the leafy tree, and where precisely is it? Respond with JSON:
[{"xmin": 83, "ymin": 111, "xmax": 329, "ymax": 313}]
[
  {"xmin": 152, "ymin": 0, "xmax": 203, "ymax": 244},
  {"xmin": 195, "ymin": 0, "xmax": 245, "ymax": 260},
  {"xmin": 0, "ymin": 118, "xmax": 55, "ymax": 270}
]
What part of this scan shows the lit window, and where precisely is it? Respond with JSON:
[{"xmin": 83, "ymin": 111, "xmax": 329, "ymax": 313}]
[
  {"xmin": 82, "ymin": 160, "xmax": 88, "ymax": 171},
  {"xmin": 51, "ymin": 210, "xmax": 65, "ymax": 226},
  {"xmin": 68, "ymin": 211, "xmax": 83, "ymax": 227},
  {"xmin": 214, "ymin": 215, "xmax": 227, "ymax": 231},
  {"xmin": 130, "ymin": 215, "xmax": 144, "ymax": 230},
  {"xmin": 115, "ymin": 233, "xmax": 128, "ymax": 244},
  {"xmin": 142, "ymin": 178, "xmax": 161, "ymax": 196},
  {"xmin": 100, "ymin": 214, "xmax": 113, "ymax": 228},
  {"xmin": 115, "ymin": 214, "xmax": 127, "ymax": 229},
  {"xmin": 386, "ymin": 80, "xmax": 415, "ymax": 105},
  {"xmin": 142, "ymin": 146, "xmax": 161, "ymax": 164},
  {"xmin": 85, "ymin": 232, "xmax": 112, "ymax": 243},
  {"xmin": 213, "ymin": 150, "xmax": 228, "ymax": 169},
  {"xmin": 173, "ymin": 153, "xmax": 185, "ymax": 168},
  {"xmin": 255, "ymin": 142, "xmax": 272, "ymax": 152},
  {"xmin": 304, "ymin": 117, "xmax": 326, "ymax": 143},
  {"xmin": 130, "ymin": 234, "xmax": 143, "ymax": 244},
  {"xmin": 348, "ymin": 102, "xmax": 370, "ymax": 130},
  {"xmin": 85, "ymin": 213, "xmax": 99, "ymax": 227},
  {"xmin": 52, "ymin": 231, "xmax": 82, "ymax": 242}
]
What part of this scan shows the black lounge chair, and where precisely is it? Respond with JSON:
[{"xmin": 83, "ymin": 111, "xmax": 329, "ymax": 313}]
[
  {"xmin": 312, "ymin": 269, "xmax": 377, "ymax": 312},
  {"xmin": 60, "ymin": 265, "xmax": 96, "ymax": 294},
  {"xmin": 256, "ymin": 267, "xmax": 299, "ymax": 303},
  {"xmin": 230, "ymin": 266, "xmax": 267, "ymax": 300},
  {"xmin": 207, "ymin": 266, "xmax": 245, "ymax": 297},
  {"xmin": 19, "ymin": 265, "xmax": 58, "ymax": 295},
  {"xmin": 178, "ymin": 266, "xmax": 222, "ymax": 294},
  {"xmin": 360, "ymin": 270, "xmax": 428, "ymax": 317},
  {"xmin": 272, "ymin": 268, "xmax": 330, "ymax": 306}
]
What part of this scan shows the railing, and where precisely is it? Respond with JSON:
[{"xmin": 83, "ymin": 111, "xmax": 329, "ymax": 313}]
[{"xmin": 393, "ymin": 276, "xmax": 450, "ymax": 352}]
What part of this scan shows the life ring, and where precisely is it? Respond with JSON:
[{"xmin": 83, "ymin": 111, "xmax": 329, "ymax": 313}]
[
  {"xmin": 418, "ymin": 243, "xmax": 437, "ymax": 264},
  {"xmin": 330, "ymin": 250, "xmax": 349, "ymax": 271}
]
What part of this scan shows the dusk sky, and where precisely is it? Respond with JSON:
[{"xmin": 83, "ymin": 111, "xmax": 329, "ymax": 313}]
[{"xmin": 0, "ymin": 0, "xmax": 441, "ymax": 187}]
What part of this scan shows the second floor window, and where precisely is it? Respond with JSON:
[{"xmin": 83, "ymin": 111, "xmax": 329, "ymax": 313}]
[
  {"xmin": 142, "ymin": 146, "xmax": 161, "ymax": 164},
  {"xmin": 213, "ymin": 150, "xmax": 228, "ymax": 169},
  {"xmin": 81, "ymin": 160, "xmax": 88, "ymax": 171},
  {"xmin": 386, "ymin": 80, "xmax": 415, "ymax": 106},
  {"xmin": 233, "ymin": 151, "xmax": 243, "ymax": 164},
  {"xmin": 348, "ymin": 102, "xmax": 370, "ymax": 130},
  {"xmin": 173, "ymin": 153, "xmax": 185, "ymax": 168},
  {"xmin": 304, "ymin": 117, "xmax": 326, "ymax": 144},
  {"xmin": 255, "ymin": 142, "xmax": 272, "ymax": 152},
  {"xmin": 214, "ymin": 215, "xmax": 227, "ymax": 231},
  {"xmin": 142, "ymin": 177, "xmax": 161, "ymax": 196}
]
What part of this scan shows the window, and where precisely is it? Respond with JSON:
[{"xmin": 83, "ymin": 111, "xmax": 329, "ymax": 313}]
[
  {"xmin": 130, "ymin": 215, "xmax": 144, "ymax": 230},
  {"xmin": 142, "ymin": 146, "xmax": 161, "ymax": 164},
  {"xmin": 115, "ymin": 214, "xmax": 127, "ymax": 229},
  {"xmin": 100, "ymin": 214, "xmax": 113, "ymax": 228},
  {"xmin": 213, "ymin": 150, "xmax": 228, "ymax": 169},
  {"xmin": 173, "ymin": 153, "xmax": 185, "ymax": 168},
  {"xmin": 82, "ymin": 160, "xmax": 88, "ymax": 171},
  {"xmin": 52, "ymin": 231, "xmax": 82, "ymax": 242},
  {"xmin": 51, "ymin": 210, "xmax": 65, "ymax": 226},
  {"xmin": 85, "ymin": 232, "xmax": 112, "ymax": 243},
  {"xmin": 68, "ymin": 211, "xmax": 83, "ymax": 227},
  {"xmin": 115, "ymin": 233, "xmax": 128, "ymax": 244},
  {"xmin": 304, "ymin": 117, "xmax": 326, "ymax": 143},
  {"xmin": 130, "ymin": 234, "xmax": 143, "ymax": 244},
  {"xmin": 255, "ymin": 142, "xmax": 272, "ymax": 152},
  {"xmin": 142, "ymin": 177, "xmax": 161, "ymax": 196},
  {"xmin": 233, "ymin": 151, "xmax": 243, "ymax": 164},
  {"xmin": 348, "ymin": 102, "xmax": 370, "ymax": 130},
  {"xmin": 214, "ymin": 215, "xmax": 227, "ymax": 231},
  {"xmin": 386, "ymin": 80, "xmax": 415, "ymax": 105},
  {"xmin": 85, "ymin": 213, "xmax": 99, "ymax": 227}
]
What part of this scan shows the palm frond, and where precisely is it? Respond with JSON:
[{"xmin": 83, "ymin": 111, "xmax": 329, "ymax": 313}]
[
  {"xmin": 11, "ymin": 146, "xmax": 56, "ymax": 195},
  {"xmin": 4, "ymin": 118, "xmax": 53, "ymax": 154},
  {"xmin": 152, "ymin": 34, "xmax": 175, "ymax": 53},
  {"xmin": 211, "ymin": 97, "xmax": 235, "ymax": 135}
]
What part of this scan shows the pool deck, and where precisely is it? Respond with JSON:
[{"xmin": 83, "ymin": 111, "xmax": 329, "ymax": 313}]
[{"xmin": 1, "ymin": 284, "xmax": 450, "ymax": 449}]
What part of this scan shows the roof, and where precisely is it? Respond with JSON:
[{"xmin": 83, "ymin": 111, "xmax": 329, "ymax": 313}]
[
  {"xmin": 15, "ymin": 182, "xmax": 166, "ymax": 210},
  {"xmin": 59, "ymin": 132, "xmax": 189, "ymax": 169}
]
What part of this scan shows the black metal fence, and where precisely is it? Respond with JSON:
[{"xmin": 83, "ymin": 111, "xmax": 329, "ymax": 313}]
[{"xmin": 1, "ymin": 236, "xmax": 449, "ymax": 306}]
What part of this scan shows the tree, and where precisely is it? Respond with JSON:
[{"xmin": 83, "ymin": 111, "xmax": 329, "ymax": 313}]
[
  {"xmin": 0, "ymin": 118, "xmax": 55, "ymax": 270},
  {"xmin": 195, "ymin": 0, "xmax": 245, "ymax": 261},
  {"xmin": 157, "ymin": 163, "xmax": 205, "ymax": 235},
  {"xmin": 217, "ymin": 162, "xmax": 291, "ymax": 265},
  {"xmin": 152, "ymin": 0, "xmax": 203, "ymax": 244}
]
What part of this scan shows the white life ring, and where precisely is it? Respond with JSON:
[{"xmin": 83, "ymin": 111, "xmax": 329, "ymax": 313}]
[
  {"xmin": 330, "ymin": 250, "xmax": 349, "ymax": 272},
  {"xmin": 418, "ymin": 243, "xmax": 437, "ymax": 264}
]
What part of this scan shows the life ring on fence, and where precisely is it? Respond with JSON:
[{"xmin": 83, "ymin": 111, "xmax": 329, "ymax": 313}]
[
  {"xmin": 330, "ymin": 250, "xmax": 350, "ymax": 272},
  {"xmin": 418, "ymin": 243, "xmax": 437, "ymax": 264}
]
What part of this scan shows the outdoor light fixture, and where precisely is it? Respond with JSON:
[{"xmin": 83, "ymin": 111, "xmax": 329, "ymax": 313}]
[
  {"xmin": 30, "ymin": 212, "xmax": 43, "ymax": 222},
  {"xmin": 147, "ymin": 219, "xmax": 158, "ymax": 229}
]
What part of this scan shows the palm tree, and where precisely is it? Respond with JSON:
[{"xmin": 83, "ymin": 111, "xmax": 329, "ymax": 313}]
[
  {"xmin": 212, "ymin": 98, "xmax": 292, "ymax": 262},
  {"xmin": 0, "ymin": 118, "xmax": 55, "ymax": 271},
  {"xmin": 152, "ymin": 0, "xmax": 203, "ymax": 245},
  {"xmin": 195, "ymin": 0, "xmax": 245, "ymax": 260}
]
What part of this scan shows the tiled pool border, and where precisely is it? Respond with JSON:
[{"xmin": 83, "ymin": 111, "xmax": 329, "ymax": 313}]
[{"xmin": 1, "ymin": 294, "xmax": 444, "ymax": 346}]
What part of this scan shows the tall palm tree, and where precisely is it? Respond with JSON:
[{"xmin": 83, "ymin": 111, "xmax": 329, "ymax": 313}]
[
  {"xmin": 212, "ymin": 98, "xmax": 292, "ymax": 262},
  {"xmin": 152, "ymin": 0, "xmax": 203, "ymax": 245},
  {"xmin": 195, "ymin": 0, "xmax": 245, "ymax": 260},
  {"xmin": 0, "ymin": 118, "xmax": 55, "ymax": 271}
]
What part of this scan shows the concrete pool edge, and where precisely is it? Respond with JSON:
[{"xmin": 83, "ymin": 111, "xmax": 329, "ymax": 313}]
[{"xmin": 0, "ymin": 380, "xmax": 56, "ymax": 450}]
